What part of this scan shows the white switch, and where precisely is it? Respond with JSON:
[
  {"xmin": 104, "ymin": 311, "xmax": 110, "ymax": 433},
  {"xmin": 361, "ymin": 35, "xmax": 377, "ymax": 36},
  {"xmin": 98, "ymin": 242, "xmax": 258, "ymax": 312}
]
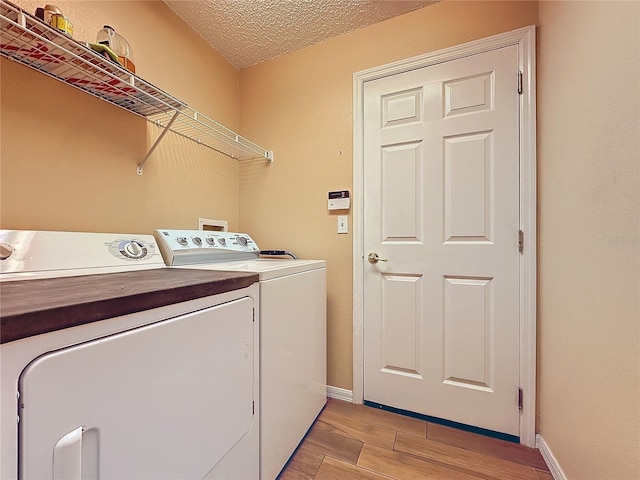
[{"xmin": 338, "ymin": 215, "xmax": 348, "ymax": 234}]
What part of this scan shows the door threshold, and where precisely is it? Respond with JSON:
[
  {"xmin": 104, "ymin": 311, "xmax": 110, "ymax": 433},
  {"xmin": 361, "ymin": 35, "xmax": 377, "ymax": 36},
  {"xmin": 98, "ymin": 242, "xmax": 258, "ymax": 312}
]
[{"xmin": 363, "ymin": 400, "xmax": 520, "ymax": 444}]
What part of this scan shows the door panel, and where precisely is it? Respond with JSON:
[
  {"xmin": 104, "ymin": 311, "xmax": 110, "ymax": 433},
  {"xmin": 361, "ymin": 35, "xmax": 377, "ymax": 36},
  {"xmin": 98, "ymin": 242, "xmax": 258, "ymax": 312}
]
[
  {"xmin": 444, "ymin": 131, "xmax": 493, "ymax": 242},
  {"xmin": 381, "ymin": 142, "xmax": 423, "ymax": 242},
  {"xmin": 381, "ymin": 273, "xmax": 422, "ymax": 378},
  {"xmin": 443, "ymin": 275, "xmax": 494, "ymax": 391},
  {"xmin": 364, "ymin": 45, "xmax": 520, "ymax": 436}
]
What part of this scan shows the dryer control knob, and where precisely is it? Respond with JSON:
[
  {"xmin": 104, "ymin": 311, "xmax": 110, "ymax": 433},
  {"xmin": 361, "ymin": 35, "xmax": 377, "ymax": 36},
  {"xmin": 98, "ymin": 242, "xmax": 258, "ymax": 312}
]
[
  {"xmin": 0, "ymin": 243, "xmax": 14, "ymax": 260},
  {"xmin": 123, "ymin": 241, "xmax": 145, "ymax": 258},
  {"xmin": 237, "ymin": 236, "xmax": 248, "ymax": 246},
  {"xmin": 206, "ymin": 237, "xmax": 216, "ymax": 246},
  {"xmin": 192, "ymin": 237, "xmax": 202, "ymax": 246},
  {"xmin": 177, "ymin": 237, "xmax": 188, "ymax": 246}
]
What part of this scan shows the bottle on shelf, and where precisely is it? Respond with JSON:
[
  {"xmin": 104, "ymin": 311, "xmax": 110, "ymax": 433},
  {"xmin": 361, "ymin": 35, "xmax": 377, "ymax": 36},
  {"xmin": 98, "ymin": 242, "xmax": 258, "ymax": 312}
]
[{"xmin": 96, "ymin": 25, "xmax": 135, "ymax": 73}]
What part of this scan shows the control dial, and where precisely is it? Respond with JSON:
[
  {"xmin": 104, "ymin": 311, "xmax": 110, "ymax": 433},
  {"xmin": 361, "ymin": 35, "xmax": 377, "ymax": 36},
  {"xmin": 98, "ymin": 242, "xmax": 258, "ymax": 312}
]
[
  {"xmin": 206, "ymin": 237, "xmax": 216, "ymax": 246},
  {"xmin": 236, "ymin": 236, "xmax": 248, "ymax": 247},
  {"xmin": 192, "ymin": 237, "xmax": 202, "ymax": 246},
  {"xmin": 121, "ymin": 240, "xmax": 147, "ymax": 259},
  {"xmin": 0, "ymin": 243, "xmax": 14, "ymax": 260},
  {"xmin": 218, "ymin": 238, "xmax": 227, "ymax": 246},
  {"xmin": 177, "ymin": 237, "xmax": 188, "ymax": 246}
]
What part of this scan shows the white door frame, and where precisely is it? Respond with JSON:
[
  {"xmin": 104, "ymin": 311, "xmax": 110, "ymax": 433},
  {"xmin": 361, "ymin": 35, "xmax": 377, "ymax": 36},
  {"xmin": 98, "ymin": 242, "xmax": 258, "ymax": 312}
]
[{"xmin": 352, "ymin": 26, "xmax": 537, "ymax": 447}]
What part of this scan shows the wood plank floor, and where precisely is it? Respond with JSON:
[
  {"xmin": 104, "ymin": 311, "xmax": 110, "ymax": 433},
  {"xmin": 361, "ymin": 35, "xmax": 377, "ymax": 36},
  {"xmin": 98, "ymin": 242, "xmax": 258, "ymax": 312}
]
[{"xmin": 278, "ymin": 399, "xmax": 552, "ymax": 480}]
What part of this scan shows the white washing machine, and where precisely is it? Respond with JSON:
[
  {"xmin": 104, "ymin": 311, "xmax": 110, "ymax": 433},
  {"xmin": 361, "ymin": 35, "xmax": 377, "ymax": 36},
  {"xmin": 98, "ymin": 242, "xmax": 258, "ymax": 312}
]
[
  {"xmin": 0, "ymin": 230, "xmax": 260, "ymax": 480},
  {"xmin": 153, "ymin": 229, "xmax": 327, "ymax": 480}
]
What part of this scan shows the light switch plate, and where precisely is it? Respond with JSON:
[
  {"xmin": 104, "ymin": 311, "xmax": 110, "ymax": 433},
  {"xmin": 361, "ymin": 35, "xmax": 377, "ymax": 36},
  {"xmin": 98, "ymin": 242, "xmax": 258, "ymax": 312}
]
[{"xmin": 338, "ymin": 215, "xmax": 348, "ymax": 234}]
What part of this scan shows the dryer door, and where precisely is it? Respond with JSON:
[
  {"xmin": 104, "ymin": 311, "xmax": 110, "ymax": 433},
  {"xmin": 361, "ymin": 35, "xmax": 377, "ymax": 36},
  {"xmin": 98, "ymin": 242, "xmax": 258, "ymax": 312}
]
[{"xmin": 19, "ymin": 296, "xmax": 257, "ymax": 480}]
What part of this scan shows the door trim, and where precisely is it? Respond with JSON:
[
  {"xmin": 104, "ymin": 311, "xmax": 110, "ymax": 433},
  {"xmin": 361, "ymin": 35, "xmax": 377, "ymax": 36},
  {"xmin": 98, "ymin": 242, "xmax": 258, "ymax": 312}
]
[{"xmin": 352, "ymin": 26, "xmax": 537, "ymax": 446}]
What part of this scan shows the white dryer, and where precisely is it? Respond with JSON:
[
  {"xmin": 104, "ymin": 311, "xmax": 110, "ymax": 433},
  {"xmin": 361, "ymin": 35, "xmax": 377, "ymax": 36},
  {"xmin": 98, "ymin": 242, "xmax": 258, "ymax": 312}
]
[
  {"xmin": 0, "ymin": 230, "xmax": 259, "ymax": 480},
  {"xmin": 154, "ymin": 229, "xmax": 327, "ymax": 480}
]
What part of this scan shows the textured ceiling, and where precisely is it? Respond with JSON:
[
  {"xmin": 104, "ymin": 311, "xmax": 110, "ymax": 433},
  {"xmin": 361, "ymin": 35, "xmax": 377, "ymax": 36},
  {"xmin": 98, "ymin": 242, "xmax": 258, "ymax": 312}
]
[{"xmin": 163, "ymin": 0, "xmax": 437, "ymax": 69}]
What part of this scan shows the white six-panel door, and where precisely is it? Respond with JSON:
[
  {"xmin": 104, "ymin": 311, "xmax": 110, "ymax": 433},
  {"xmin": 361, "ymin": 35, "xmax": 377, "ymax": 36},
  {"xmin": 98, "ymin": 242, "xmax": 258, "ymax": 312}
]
[{"xmin": 363, "ymin": 45, "xmax": 521, "ymax": 436}]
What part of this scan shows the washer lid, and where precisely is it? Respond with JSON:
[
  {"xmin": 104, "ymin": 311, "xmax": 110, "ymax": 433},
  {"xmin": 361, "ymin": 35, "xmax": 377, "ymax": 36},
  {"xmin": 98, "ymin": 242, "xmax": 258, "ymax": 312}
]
[{"xmin": 181, "ymin": 258, "xmax": 326, "ymax": 280}]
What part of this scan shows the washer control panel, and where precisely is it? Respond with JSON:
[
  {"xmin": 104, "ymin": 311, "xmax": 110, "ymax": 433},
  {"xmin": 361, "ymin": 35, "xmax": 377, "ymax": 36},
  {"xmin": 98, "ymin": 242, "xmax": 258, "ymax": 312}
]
[{"xmin": 153, "ymin": 229, "xmax": 260, "ymax": 266}]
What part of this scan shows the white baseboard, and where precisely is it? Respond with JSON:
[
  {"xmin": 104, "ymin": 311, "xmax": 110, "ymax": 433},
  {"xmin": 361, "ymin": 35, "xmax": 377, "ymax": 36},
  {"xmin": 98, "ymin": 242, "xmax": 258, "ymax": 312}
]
[
  {"xmin": 536, "ymin": 434, "xmax": 567, "ymax": 480},
  {"xmin": 326, "ymin": 385, "xmax": 353, "ymax": 402}
]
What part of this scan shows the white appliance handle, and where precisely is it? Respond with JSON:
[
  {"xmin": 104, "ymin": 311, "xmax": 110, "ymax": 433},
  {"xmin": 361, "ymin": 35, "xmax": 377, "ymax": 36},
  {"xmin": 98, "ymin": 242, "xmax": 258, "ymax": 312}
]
[{"xmin": 53, "ymin": 427, "xmax": 83, "ymax": 479}]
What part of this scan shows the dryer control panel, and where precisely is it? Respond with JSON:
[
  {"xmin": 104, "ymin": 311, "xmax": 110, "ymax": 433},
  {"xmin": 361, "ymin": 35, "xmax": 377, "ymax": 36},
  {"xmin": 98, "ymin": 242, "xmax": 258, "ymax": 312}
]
[
  {"xmin": 154, "ymin": 229, "xmax": 260, "ymax": 266},
  {"xmin": 0, "ymin": 230, "xmax": 163, "ymax": 279}
]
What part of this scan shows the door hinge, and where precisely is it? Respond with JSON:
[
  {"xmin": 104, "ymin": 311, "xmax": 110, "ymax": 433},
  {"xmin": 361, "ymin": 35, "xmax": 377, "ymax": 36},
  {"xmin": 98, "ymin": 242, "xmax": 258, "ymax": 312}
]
[
  {"xmin": 253, "ymin": 308, "xmax": 255, "ymax": 322},
  {"xmin": 517, "ymin": 71, "xmax": 523, "ymax": 95},
  {"xmin": 518, "ymin": 229, "xmax": 524, "ymax": 254},
  {"xmin": 252, "ymin": 401, "xmax": 255, "ymax": 415},
  {"xmin": 518, "ymin": 388, "xmax": 524, "ymax": 410}
]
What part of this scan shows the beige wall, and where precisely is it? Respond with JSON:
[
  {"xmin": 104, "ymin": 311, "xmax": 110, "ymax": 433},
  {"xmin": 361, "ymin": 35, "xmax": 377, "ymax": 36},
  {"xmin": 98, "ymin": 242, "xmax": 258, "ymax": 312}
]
[
  {"xmin": 1, "ymin": 0, "xmax": 242, "ymax": 234},
  {"xmin": 238, "ymin": 0, "xmax": 539, "ymax": 391},
  {"xmin": 537, "ymin": 1, "xmax": 640, "ymax": 479}
]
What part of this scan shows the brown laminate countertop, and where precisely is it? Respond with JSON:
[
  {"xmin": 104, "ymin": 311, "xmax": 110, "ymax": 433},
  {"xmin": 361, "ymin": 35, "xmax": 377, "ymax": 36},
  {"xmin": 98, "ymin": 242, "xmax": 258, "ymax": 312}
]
[{"xmin": 0, "ymin": 268, "xmax": 259, "ymax": 344}]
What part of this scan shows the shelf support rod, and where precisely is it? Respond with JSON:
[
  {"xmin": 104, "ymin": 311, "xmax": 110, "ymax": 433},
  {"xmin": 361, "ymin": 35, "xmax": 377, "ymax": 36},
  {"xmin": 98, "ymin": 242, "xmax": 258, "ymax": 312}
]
[{"xmin": 137, "ymin": 110, "xmax": 180, "ymax": 175}]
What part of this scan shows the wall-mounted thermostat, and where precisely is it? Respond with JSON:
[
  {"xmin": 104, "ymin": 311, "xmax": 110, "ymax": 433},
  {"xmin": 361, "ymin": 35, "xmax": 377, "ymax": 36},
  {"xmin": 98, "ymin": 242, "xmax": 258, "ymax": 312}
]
[{"xmin": 328, "ymin": 190, "xmax": 350, "ymax": 210}]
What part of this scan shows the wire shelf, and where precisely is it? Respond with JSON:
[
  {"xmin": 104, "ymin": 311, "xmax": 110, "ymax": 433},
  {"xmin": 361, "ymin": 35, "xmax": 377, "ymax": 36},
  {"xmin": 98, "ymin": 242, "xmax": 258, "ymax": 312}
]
[{"xmin": 0, "ymin": 0, "xmax": 272, "ymax": 173}]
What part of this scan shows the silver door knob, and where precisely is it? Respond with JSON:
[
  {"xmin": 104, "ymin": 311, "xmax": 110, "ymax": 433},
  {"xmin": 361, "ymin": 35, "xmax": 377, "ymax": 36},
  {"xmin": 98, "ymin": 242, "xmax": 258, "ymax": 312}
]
[{"xmin": 368, "ymin": 252, "xmax": 388, "ymax": 264}]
